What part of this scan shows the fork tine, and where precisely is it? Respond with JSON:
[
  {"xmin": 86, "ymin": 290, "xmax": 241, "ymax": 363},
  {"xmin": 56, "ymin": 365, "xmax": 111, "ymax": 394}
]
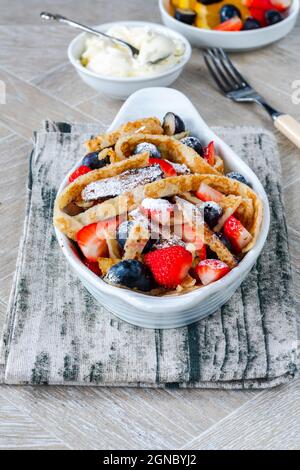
[
  {"xmin": 217, "ymin": 48, "xmax": 250, "ymax": 88},
  {"xmin": 212, "ymin": 48, "xmax": 244, "ymax": 89},
  {"xmin": 206, "ymin": 49, "xmax": 236, "ymax": 91},
  {"xmin": 203, "ymin": 52, "xmax": 230, "ymax": 94}
]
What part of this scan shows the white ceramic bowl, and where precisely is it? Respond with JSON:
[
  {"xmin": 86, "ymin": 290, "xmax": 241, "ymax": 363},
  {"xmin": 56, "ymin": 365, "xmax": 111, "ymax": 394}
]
[
  {"xmin": 55, "ymin": 87, "xmax": 270, "ymax": 329},
  {"xmin": 159, "ymin": 0, "xmax": 299, "ymax": 51},
  {"xmin": 68, "ymin": 21, "xmax": 191, "ymax": 99}
]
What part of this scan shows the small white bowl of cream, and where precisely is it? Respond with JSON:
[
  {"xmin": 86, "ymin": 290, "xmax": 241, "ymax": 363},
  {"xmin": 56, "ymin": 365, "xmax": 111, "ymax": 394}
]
[{"xmin": 68, "ymin": 21, "xmax": 191, "ymax": 99}]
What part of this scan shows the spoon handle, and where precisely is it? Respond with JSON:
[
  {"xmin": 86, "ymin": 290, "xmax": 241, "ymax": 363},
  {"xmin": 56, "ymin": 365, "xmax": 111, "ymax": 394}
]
[{"xmin": 40, "ymin": 12, "xmax": 139, "ymax": 56}]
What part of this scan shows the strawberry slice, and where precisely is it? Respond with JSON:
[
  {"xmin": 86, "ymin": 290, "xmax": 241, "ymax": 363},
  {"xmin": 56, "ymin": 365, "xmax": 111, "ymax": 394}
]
[
  {"xmin": 149, "ymin": 158, "xmax": 177, "ymax": 177},
  {"xmin": 96, "ymin": 216, "xmax": 120, "ymax": 239},
  {"xmin": 195, "ymin": 182, "xmax": 223, "ymax": 203},
  {"xmin": 69, "ymin": 165, "xmax": 91, "ymax": 183},
  {"xmin": 270, "ymin": 0, "xmax": 291, "ymax": 10},
  {"xmin": 249, "ymin": 7, "xmax": 267, "ymax": 24},
  {"xmin": 144, "ymin": 246, "xmax": 193, "ymax": 289},
  {"xmin": 223, "ymin": 216, "xmax": 253, "ymax": 252},
  {"xmin": 203, "ymin": 141, "xmax": 215, "ymax": 166},
  {"xmin": 213, "ymin": 17, "xmax": 243, "ymax": 31},
  {"xmin": 182, "ymin": 223, "xmax": 205, "ymax": 252},
  {"xmin": 196, "ymin": 260, "xmax": 230, "ymax": 286},
  {"xmin": 140, "ymin": 198, "xmax": 174, "ymax": 225},
  {"xmin": 243, "ymin": 0, "xmax": 290, "ymax": 10},
  {"xmin": 83, "ymin": 259, "xmax": 102, "ymax": 276},
  {"xmin": 76, "ymin": 223, "xmax": 108, "ymax": 262},
  {"xmin": 197, "ymin": 244, "xmax": 207, "ymax": 261}
]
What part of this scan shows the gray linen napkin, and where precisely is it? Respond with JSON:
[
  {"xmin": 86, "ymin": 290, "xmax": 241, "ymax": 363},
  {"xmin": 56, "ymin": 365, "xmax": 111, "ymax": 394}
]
[{"xmin": 0, "ymin": 122, "xmax": 297, "ymax": 388}]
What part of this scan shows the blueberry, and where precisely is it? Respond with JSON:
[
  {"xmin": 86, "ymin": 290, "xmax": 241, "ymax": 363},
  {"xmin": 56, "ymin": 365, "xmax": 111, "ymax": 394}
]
[
  {"xmin": 202, "ymin": 202, "xmax": 223, "ymax": 229},
  {"xmin": 180, "ymin": 136, "xmax": 204, "ymax": 157},
  {"xmin": 105, "ymin": 259, "xmax": 154, "ymax": 292},
  {"xmin": 82, "ymin": 152, "xmax": 110, "ymax": 170},
  {"xmin": 201, "ymin": 0, "xmax": 224, "ymax": 4},
  {"xmin": 133, "ymin": 142, "xmax": 161, "ymax": 159},
  {"xmin": 243, "ymin": 17, "xmax": 261, "ymax": 30},
  {"xmin": 163, "ymin": 112, "xmax": 185, "ymax": 136},
  {"xmin": 265, "ymin": 9, "xmax": 283, "ymax": 26},
  {"xmin": 217, "ymin": 232, "xmax": 233, "ymax": 252},
  {"xmin": 117, "ymin": 221, "xmax": 155, "ymax": 253},
  {"xmin": 226, "ymin": 172, "xmax": 251, "ymax": 187},
  {"xmin": 175, "ymin": 8, "xmax": 196, "ymax": 25},
  {"xmin": 220, "ymin": 4, "xmax": 241, "ymax": 23}
]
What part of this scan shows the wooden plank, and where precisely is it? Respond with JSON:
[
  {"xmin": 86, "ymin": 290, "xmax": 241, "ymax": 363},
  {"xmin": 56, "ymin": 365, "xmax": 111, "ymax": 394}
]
[
  {"xmin": 0, "ymin": 394, "xmax": 69, "ymax": 449},
  {"xmin": 181, "ymin": 378, "xmax": 300, "ymax": 450},
  {"xmin": 0, "ymin": 385, "xmax": 255, "ymax": 450},
  {"xmin": 0, "ymin": 68, "xmax": 100, "ymax": 140}
]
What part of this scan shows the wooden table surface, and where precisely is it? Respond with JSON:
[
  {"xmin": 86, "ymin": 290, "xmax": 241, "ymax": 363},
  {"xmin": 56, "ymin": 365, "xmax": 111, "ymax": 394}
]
[{"xmin": 0, "ymin": 0, "xmax": 299, "ymax": 450}]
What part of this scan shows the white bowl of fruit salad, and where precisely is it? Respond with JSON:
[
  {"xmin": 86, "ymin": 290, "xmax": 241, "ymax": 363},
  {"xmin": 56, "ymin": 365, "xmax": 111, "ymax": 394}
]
[
  {"xmin": 159, "ymin": 0, "xmax": 299, "ymax": 51},
  {"xmin": 54, "ymin": 87, "xmax": 270, "ymax": 329}
]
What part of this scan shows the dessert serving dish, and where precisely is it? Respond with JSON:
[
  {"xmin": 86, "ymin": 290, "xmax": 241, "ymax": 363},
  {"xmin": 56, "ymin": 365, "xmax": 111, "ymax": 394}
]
[{"xmin": 54, "ymin": 87, "xmax": 270, "ymax": 329}]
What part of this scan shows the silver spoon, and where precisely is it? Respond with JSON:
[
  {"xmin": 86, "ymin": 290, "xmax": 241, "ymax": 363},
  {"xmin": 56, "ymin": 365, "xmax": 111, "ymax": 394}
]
[{"xmin": 40, "ymin": 12, "xmax": 140, "ymax": 57}]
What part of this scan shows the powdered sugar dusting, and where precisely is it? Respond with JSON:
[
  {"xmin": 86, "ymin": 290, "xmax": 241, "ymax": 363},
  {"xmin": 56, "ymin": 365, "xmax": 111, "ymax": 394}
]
[
  {"xmin": 82, "ymin": 165, "xmax": 163, "ymax": 202},
  {"xmin": 141, "ymin": 198, "xmax": 174, "ymax": 212}
]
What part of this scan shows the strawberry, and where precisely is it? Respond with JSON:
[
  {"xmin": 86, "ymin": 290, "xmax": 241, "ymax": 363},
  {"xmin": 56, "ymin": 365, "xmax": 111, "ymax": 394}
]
[
  {"xmin": 96, "ymin": 216, "xmax": 120, "ymax": 239},
  {"xmin": 140, "ymin": 198, "xmax": 174, "ymax": 225},
  {"xmin": 197, "ymin": 244, "xmax": 207, "ymax": 261},
  {"xmin": 223, "ymin": 216, "xmax": 253, "ymax": 252},
  {"xmin": 69, "ymin": 165, "xmax": 91, "ymax": 183},
  {"xmin": 149, "ymin": 158, "xmax": 177, "ymax": 177},
  {"xmin": 203, "ymin": 141, "xmax": 215, "ymax": 166},
  {"xmin": 83, "ymin": 259, "xmax": 101, "ymax": 276},
  {"xmin": 76, "ymin": 223, "xmax": 108, "ymax": 262},
  {"xmin": 213, "ymin": 17, "xmax": 243, "ymax": 31},
  {"xmin": 182, "ymin": 223, "xmax": 205, "ymax": 252},
  {"xmin": 144, "ymin": 246, "xmax": 193, "ymax": 289},
  {"xmin": 270, "ymin": 0, "xmax": 291, "ymax": 11},
  {"xmin": 249, "ymin": 7, "xmax": 266, "ymax": 24},
  {"xmin": 195, "ymin": 182, "xmax": 223, "ymax": 203},
  {"xmin": 243, "ymin": 0, "xmax": 290, "ymax": 10},
  {"xmin": 196, "ymin": 260, "xmax": 230, "ymax": 286}
]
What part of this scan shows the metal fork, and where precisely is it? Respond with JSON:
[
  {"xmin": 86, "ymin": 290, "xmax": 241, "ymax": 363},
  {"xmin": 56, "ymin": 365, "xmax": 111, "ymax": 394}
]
[{"xmin": 204, "ymin": 48, "xmax": 300, "ymax": 150}]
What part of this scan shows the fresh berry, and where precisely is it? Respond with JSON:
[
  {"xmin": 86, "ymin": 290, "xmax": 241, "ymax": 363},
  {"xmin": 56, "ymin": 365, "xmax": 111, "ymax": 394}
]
[
  {"xmin": 144, "ymin": 246, "xmax": 193, "ymax": 289},
  {"xmin": 133, "ymin": 142, "xmax": 162, "ymax": 159},
  {"xmin": 162, "ymin": 112, "xmax": 185, "ymax": 136},
  {"xmin": 76, "ymin": 223, "xmax": 108, "ymax": 262},
  {"xmin": 202, "ymin": 202, "xmax": 223, "ymax": 229},
  {"xmin": 203, "ymin": 141, "xmax": 215, "ymax": 166},
  {"xmin": 83, "ymin": 259, "xmax": 101, "ymax": 276},
  {"xmin": 69, "ymin": 165, "xmax": 91, "ymax": 183},
  {"xmin": 216, "ymin": 232, "xmax": 233, "ymax": 251},
  {"xmin": 175, "ymin": 8, "xmax": 196, "ymax": 25},
  {"xmin": 243, "ymin": 16, "xmax": 261, "ymax": 29},
  {"xmin": 195, "ymin": 259, "xmax": 230, "ymax": 286},
  {"xmin": 105, "ymin": 259, "xmax": 154, "ymax": 292},
  {"xmin": 180, "ymin": 136, "xmax": 204, "ymax": 157},
  {"xmin": 270, "ymin": 0, "xmax": 291, "ymax": 11},
  {"xmin": 249, "ymin": 7, "xmax": 266, "ymax": 25},
  {"xmin": 96, "ymin": 217, "xmax": 120, "ymax": 239},
  {"xmin": 149, "ymin": 158, "xmax": 177, "ymax": 177},
  {"xmin": 116, "ymin": 220, "xmax": 155, "ymax": 254},
  {"xmin": 223, "ymin": 216, "xmax": 253, "ymax": 252},
  {"xmin": 197, "ymin": 244, "xmax": 207, "ymax": 261},
  {"xmin": 226, "ymin": 172, "xmax": 251, "ymax": 187},
  {"xmin": 265, "ymin": 9, "xmax": 283, "ymax": 24},
  {"xmin": 213, "ymin": 17, "xmax": 243, "ymax": 31},
  {"xmin": 220, "ymin": 4, "xmax": 242, "ymax": 23},
  {"xmin": 195, "ymin": 182, "xmax": 223, "ymax": 203},
  {"xmin": 243, "ymin": 0, "xmax": 273, "ymax": 9},
  {"xmin": 140, "ymin": 198, "xmax": 174, "ymax": 225},
  {"xmin": 182, "ymin": 223, "xmax": 205, "ymax": 252},
  {"xmin": 82, "ymin": 152, "xmax": 110, "ymax": 170}
]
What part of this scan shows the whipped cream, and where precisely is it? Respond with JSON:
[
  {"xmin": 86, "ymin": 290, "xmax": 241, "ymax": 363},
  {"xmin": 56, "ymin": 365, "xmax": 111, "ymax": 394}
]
[{"xmin": 80, "ymin": 25, "xmax": 186, "ymax": 78}]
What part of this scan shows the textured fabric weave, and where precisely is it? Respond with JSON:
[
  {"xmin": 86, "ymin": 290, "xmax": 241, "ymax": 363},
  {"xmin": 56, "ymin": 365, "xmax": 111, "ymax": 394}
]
[{"xmin": 0, "ymin": 122, "xmax": 297, "ymax": 388}]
